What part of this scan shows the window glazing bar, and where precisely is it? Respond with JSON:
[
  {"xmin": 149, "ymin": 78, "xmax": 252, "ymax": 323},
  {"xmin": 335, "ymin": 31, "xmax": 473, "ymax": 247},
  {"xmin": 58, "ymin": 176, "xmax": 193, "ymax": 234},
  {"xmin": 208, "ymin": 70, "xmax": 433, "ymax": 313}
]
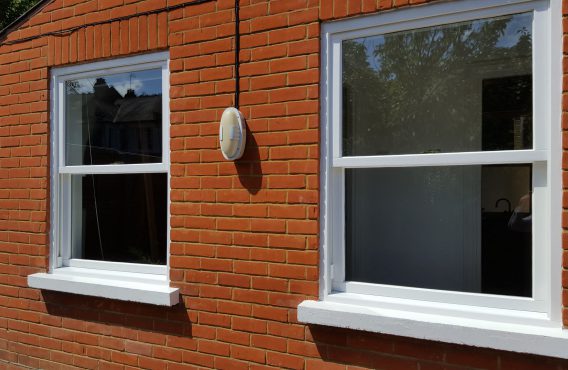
[
  {"xmin": 59, "ymin": 163, "xmax": 168, "ymax": 174},
  {"xmin": 333, "ymin": 150, "xmax": 548, "ymax": 168}
]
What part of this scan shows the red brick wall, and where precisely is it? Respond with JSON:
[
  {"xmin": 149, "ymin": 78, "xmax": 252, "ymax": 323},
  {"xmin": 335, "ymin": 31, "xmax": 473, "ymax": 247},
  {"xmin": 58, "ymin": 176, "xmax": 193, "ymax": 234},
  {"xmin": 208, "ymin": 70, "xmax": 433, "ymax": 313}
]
[{"xmin": 0, "ymin": 0, "xmax": 567, "ymax": 369}]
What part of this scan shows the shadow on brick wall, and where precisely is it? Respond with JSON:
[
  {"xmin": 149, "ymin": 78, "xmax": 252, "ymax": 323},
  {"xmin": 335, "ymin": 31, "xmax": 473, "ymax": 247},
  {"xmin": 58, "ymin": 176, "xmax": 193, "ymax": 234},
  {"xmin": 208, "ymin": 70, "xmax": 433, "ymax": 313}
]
[
  {"xmin": 307, "ymin": 324, "xmax": 568, "ymax": 369},
  {"xmin": 42, "ymin": 290, "xmax": 193, "ymax": 339},
  {"xmin": 235, "ymin": 123, "xmax": 263, "ymax": 194}
]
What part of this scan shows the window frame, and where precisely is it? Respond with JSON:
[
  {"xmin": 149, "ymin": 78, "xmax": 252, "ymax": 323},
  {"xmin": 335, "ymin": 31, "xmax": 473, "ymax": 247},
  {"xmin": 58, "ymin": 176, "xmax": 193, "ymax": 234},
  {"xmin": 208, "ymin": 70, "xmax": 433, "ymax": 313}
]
[
  {"xmin": 50, "ymin": 52, "xmax": 171, "ymax": 277},
  {"xmin": 28, "ymin": 52, "xmax": 177, "ymax": 305},
  {"xmin": 308, "ymin": 0, "xmax": 563, "ymax": 335}
]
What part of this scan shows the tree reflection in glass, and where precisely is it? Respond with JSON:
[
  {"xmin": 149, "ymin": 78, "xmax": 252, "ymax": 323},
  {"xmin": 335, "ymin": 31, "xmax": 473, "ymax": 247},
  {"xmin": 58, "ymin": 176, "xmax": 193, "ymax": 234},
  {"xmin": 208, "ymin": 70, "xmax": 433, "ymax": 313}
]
[{"xmin": 342, "ymin": 13, "xmax": 532, "ymax": 156}]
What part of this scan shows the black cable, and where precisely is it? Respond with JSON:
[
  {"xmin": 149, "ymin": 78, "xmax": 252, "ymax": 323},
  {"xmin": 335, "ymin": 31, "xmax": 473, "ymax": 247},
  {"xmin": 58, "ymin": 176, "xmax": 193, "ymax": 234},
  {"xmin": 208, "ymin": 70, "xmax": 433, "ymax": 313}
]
[
  {"xmin": 0, "ymin": 0, "xmax": 215, "ymax": 46},
  {"xmin": 234, "ymin": 0, "xmax": 240, "ymax": 109}
]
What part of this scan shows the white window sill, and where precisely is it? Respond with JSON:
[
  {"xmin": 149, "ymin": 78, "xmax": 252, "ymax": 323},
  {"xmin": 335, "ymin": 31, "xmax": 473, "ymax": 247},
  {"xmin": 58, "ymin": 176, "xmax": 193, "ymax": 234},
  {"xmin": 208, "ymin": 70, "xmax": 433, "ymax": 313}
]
[
  {"xmin": 28, "ymin": 267, "xmax": 179, "ymax": 306},
  {"xmin": 298, "ymin": 294, "xmax": 568, "ymax": 359}
]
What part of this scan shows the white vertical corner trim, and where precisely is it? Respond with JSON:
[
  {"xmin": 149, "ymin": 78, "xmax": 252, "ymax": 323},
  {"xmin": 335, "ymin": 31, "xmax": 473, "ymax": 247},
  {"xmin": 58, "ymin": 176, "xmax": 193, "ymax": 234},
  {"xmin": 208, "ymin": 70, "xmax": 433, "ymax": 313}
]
[
  {"xmin": 50, "ymin": 74, "xmax": 60, "ymax": 271},
  {"xmin": 29, "ymin": 52, "xmax": 178, "ymax": 305},
  {"xmin": 300, "ymin": 0, "xmax": 567, "ymax": 357},
  {"xmin": 547, "ymin": 0, "xmax": 563, "ymax": 324},
  {"xmin": 162, "ymin": 55, "xmax": 172, "ymax": 277},
  {"xmin": 319, "ymin": 27, "xmax": 332, "ymax": 300}
]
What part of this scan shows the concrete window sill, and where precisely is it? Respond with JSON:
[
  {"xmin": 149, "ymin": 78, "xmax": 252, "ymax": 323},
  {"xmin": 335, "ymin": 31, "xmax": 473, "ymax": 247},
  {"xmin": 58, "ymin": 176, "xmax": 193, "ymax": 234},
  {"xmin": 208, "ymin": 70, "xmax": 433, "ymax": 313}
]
[
  {"xmin": 298, "ymin": 296, "xmax": 568, "ymax": 359},
  {"xmin": 28, "ymin": 267, "xmax": 179, "ymax": 306}
]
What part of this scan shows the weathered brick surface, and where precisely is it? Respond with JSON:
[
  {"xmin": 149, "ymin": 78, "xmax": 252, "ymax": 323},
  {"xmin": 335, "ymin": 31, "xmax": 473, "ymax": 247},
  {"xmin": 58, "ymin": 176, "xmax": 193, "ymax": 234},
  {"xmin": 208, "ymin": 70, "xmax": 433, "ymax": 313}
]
[{"xmin": 0, "ymin": 0, "xmax": 567, "ymax": 368}]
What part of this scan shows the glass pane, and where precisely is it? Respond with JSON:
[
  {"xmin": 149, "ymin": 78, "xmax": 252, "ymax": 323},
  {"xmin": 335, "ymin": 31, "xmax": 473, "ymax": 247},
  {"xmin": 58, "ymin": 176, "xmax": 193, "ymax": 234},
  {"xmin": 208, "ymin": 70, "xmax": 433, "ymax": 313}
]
[
  {"xmin": 71, "ymin": 173, "xmax": 167, "ymax": 265},
  {"xmin": 342, "ymin": 13, "xmax": 532, "ymax": 156},
  {"xmin": 65, "ymin": 69, "xmax": 162, "ymax": 165},
  {"xmin": 345, "ymin": 165, "xmax": 532, "ymax": 297}
]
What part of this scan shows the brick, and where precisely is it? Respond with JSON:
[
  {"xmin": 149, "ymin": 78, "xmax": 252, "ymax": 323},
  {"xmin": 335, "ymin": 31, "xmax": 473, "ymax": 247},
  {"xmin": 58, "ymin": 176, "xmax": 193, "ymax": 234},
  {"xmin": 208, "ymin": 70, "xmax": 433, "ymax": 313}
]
[
  {"xmin": 232, "ymin": 344, "xmax": 266, "ymax": 363},
  {"xmin": 267, "ymin": 352, "xmax": 305, "ymax": 369},
  {"xmin": 1, "ymin": 2, "xmax": 567, "ymax": 370},
  {"xmin": 251, "ymin": 74, "xmax": 287, "ymax": 90},
  {"xmin": 232, "ymin": 317, "xmax": 267, "ymax": 334}
]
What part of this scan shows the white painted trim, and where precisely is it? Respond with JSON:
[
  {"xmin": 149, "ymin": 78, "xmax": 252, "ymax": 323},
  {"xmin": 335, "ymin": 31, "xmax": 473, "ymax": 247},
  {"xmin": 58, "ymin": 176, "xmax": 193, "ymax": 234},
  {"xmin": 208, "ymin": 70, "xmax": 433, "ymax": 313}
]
[
  {"xmin": 162, "ymin": 57, "xmax": 172, "ymax": 277},
  {"xmin": 28, "ymin": 268, "xmax": 179, "ymax": 306},
  {"xmin": 311, "ymin": 0, "xmax": 565, "ymax": 355},
  {"xmin": 531, "ymin": 162, "xmax": 549, "ymax": 310},
  {"xmin": 50, "ymin": 266, "xmax": 168, "ymax": 283},
  {"xmin": 298, "ymin": 299, "xmax": 568, "ymax": 359},
  {"xmin": 59, "ymin": 163, "xmax": 168, "ymax": 174},
  {"xmin": 66, "ymin": 259, "xmax": 167, "ymax": 275},
  {"xmin": 331, "ymin": 40, "xmax": 342, "ymax": 160},
  {"xmin": 547, "ymin": 0, "xmax": 563, "ymax": 324},
  {"xmin": 334, "ymin": 150, "xmax": 547, "ymax": 168},
  {"xmin": 345, "ymin": 281, "xmax": 545, "ymax": 312},
  {"xmin": 51, "ymin": 52, "xmax": 169, "ymax": 79},
  {"xmin": 57, "ymin": 80, "xmax": 65, "ymax": 194},
  {"xmin": 50, "ymin": 75, "xmax": 60, "ymax": 272},
  {"xmin": 323, "ymin": 292, "xmax": 551, "ymax": 325},
  {"xmin": 322, "ymin": 0, "xmax": 542, "ymax": 39},
  {"xmin": 532, "ymin": 1, "xmax": 549, "ymax": 152},
  {"xmin": 319, "ymin": 28, "xmax": 332, "ymax": 300},
  {"xmin": 60, "ymin": 175, "xmax": 71, "ymax": 263}
]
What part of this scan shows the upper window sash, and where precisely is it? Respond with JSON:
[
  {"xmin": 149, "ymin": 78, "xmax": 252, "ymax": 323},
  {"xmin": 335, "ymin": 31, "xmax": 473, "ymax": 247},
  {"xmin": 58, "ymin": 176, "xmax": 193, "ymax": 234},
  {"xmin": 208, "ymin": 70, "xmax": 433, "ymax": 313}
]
[
  {"xmin": 53, "ymin": 53, "xmax": 170, "ymax": 172},
  {"xmin": 327, "ymin": 0, "xmax": 549, "ymax": 164}
]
